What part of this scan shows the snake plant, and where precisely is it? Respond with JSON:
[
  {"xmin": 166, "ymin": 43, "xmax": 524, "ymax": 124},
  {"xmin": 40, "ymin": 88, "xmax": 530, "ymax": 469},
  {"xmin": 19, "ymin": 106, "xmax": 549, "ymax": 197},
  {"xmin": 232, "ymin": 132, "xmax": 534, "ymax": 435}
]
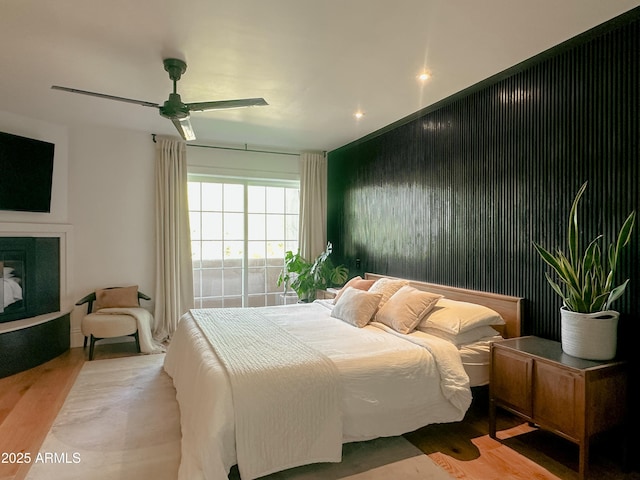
[{"xmin": 533, "ymin": 181, "xmax": 635, "ymax": 313}]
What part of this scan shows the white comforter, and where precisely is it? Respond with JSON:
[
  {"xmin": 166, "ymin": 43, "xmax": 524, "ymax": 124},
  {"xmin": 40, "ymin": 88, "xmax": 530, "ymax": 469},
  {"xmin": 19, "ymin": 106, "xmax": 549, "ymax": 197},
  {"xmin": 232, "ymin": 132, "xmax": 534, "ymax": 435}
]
[
  {"xmin": 190, "ymin": 308, "xmax": 342, "ymax": 479},
  {"xmin": 163, "ymin": 300, "xmax": 472, "ymax": 480}
]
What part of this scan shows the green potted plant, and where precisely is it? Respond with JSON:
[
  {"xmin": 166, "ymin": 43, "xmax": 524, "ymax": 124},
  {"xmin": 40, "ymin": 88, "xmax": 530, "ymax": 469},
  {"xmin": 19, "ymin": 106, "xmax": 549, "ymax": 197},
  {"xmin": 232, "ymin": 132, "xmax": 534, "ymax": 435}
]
[
  {"xmin": 533, "ymin": 181, "xmax": 635, "ymax": 360},
  {"xmin": 277, "ymin": 242, "xmax": 348, "ymax": 302}
]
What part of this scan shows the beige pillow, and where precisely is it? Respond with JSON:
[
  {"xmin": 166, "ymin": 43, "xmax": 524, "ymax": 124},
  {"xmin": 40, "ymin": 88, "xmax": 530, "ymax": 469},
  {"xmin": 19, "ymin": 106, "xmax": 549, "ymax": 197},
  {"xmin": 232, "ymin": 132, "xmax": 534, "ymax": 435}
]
[
  {"xmin": 333, "ymin": 276, "xmax": 376, "ymax": 303},
  {"xmin": 94, "ymin": 285, "xmax": 139, "ymax": 311},
  {"xmin": 375, "ymin": 285, "xmax": 442, "ymax": 334},
  {"xmin": 418, "ymin": 325, "xmax": 501, "ymax": 346},
  {"xmin": 368, "ymin": 277, "xmax": 409, "ymax": 310},
  {"xmin": 418, "ymin": 298, "xmax": 505, "ymax": 334},
  {"xmin": 331, "ymin": 287, "xmax": 382, "ymax": 328}
]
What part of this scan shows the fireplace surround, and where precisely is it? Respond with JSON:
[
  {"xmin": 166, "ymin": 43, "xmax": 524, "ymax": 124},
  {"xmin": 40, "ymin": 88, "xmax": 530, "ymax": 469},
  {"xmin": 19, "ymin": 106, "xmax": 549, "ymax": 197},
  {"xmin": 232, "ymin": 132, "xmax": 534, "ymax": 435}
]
[{"xmin": 0, "ymin": 223, "xmax": 72, "ymax": 378}]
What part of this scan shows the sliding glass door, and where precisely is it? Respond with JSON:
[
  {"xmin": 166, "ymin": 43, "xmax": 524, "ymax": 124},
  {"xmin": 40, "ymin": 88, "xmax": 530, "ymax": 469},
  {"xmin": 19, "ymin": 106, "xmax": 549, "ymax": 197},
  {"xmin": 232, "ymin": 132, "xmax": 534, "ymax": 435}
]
[{"xmin": 188, "ymin": 178, "xmax": 299, "ymax": 308}]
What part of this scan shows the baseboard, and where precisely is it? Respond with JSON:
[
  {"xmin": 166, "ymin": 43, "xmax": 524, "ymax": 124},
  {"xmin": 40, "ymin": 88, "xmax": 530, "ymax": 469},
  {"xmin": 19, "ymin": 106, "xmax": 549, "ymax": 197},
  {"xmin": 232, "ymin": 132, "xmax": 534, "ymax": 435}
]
[{"xmin": 71, "ymin": 328, "xmax": 84, "ymax": 348}]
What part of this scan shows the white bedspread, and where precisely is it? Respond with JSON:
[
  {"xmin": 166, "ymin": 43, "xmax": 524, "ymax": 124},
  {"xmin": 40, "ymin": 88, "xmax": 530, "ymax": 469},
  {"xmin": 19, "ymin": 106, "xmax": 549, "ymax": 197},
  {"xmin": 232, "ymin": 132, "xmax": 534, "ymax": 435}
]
[
  {"xmin": 190, "ymin": 308, "xmax": 342, "ymax": 479},
  {"xmin": 164, "ymin": 300, "xmax": 471, "ymax": 480}
]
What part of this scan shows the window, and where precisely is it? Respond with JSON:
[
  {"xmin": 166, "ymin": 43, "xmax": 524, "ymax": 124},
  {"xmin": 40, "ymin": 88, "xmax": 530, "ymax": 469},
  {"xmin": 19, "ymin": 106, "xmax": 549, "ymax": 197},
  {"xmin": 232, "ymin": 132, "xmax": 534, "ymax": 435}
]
[{"xmin": 189, "ymin": 178, "xmax": 299, "ymax": 308}]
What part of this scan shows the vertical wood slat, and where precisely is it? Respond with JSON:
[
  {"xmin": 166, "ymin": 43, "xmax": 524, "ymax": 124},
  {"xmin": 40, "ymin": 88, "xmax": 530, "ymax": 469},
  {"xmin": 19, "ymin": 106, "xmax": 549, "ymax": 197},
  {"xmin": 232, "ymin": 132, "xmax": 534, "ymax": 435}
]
[{"xmin": 327, "ymin": 11, "xmax": 640, "ymax": 343}]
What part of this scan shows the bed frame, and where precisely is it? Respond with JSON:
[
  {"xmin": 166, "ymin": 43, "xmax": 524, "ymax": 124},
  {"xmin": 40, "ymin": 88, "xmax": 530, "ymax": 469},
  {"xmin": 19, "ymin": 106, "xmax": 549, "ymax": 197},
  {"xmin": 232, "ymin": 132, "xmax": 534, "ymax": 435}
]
[{"xmin": 364, "ymin": 273, "xmax": 523, "ymax": 339}]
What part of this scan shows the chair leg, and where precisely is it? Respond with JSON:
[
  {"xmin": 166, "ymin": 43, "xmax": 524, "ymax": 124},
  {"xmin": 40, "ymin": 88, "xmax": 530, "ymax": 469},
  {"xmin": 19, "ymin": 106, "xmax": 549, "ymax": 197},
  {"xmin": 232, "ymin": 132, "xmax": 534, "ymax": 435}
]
[
  {"xmin": 133, "ymin": 331, "xmax": 141, "ymax": 353},
  {"xmin": 89, "ymin": 335, "xmax": 96, "ymax": 361},
  {"xmin": 83, "ymin": 335, "xmax": 88, "ymax": 348}
]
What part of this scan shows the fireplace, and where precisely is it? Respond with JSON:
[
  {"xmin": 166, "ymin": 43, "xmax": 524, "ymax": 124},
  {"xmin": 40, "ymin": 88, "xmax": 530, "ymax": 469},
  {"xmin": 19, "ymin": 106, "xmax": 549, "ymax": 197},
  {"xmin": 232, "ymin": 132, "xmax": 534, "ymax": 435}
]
[
  {"xmin": 0, "ymin": 232, "xmax": 68, "ymax": 378},
  {"xmin": 0, "ymin": 237, "xmax": 60, "ymax": 323}
]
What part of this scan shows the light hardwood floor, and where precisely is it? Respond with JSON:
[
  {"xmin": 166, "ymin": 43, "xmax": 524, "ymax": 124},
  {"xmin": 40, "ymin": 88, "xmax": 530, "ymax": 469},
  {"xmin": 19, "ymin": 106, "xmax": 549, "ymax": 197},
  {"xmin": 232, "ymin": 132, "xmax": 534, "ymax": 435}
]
[{"xmin": 0, "ymin": 344, "xmax": 637, "ymax": 480}]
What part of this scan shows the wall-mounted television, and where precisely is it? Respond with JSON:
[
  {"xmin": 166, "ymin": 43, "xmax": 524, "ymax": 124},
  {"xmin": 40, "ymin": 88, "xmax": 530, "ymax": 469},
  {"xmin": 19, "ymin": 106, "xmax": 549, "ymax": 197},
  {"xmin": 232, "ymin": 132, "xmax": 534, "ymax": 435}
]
[{"xmin": 0, "ymin": 131, "xmax": 55, "ymax": 213}]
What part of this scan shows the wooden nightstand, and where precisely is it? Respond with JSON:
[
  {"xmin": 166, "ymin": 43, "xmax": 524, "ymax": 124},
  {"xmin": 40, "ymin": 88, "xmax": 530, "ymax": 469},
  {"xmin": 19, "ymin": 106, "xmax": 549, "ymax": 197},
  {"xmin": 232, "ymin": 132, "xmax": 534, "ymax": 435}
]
[
  {"xmin": 489, "ymin": 336, "xmax": 627, "ymax": 480},
  {"xmin": 316, "ymin": 288, "xmax": 339, "ymax": 300}
]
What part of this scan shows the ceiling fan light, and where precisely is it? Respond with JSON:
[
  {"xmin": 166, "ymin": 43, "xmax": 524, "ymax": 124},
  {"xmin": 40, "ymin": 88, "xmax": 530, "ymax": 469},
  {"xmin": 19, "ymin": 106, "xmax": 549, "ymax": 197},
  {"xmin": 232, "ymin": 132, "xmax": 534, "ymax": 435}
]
[{"xmin": 171, "ymin": 117, "xmax": 196, "ymax": 141}]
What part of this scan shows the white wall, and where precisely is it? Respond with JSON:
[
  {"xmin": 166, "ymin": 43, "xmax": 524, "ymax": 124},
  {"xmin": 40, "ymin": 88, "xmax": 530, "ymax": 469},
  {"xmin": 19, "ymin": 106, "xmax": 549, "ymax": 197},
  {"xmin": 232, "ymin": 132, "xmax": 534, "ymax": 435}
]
[{"xmin": 67, "ymin": 125, "xmax": 155, "ymax": 345}]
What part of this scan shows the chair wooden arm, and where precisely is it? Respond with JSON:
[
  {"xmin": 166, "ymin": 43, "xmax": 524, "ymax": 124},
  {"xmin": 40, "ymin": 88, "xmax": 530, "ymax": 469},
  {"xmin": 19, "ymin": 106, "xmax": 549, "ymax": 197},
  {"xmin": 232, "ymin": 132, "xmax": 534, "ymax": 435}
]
[
  {"xmin": 75, "ymin": 292, "xmax": 97, "ymax": 306},
  {"xmin": 75, "ymin": 289, "xmax": 151, "ymax": 314}
]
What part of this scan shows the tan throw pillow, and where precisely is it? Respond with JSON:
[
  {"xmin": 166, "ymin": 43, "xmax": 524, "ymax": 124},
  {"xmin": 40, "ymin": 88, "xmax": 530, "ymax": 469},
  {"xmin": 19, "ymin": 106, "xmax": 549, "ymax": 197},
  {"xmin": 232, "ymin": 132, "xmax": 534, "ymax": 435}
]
[
  {"xmin": 331, "ymin": 287, "xmax": 383, "ymax": 328},
  {"xmin": 368, "ymin": 277, "xmax": 409, "ymax": 310},
  {"xmin": 333, "ymin": 276, "xmax": 376, "ymax": 304},
  {"xmin": 94, "ymin": 285, "xmax": 139, "ymax": 311},
  {"xmin": 375, "ymin": 285, "xmax": 442, "ymax": 334}
]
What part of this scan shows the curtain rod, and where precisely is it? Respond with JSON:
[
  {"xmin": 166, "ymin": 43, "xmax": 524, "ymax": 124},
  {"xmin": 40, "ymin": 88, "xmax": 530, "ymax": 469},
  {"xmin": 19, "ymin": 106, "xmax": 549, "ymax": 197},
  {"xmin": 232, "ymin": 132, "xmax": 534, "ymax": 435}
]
[
  {"xmin": 188, "ymin": 143, "xmax": 301, "ymax": 157},
  {"xmin": 152, "ymin": 134, "xmax": 300, "ymax": 157}
]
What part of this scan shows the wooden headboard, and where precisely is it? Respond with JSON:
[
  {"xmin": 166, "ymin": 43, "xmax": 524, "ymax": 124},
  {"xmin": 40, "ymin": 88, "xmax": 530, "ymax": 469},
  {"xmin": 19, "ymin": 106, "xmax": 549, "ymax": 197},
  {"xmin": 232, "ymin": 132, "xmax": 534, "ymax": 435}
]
[{"xmin": 364, "ymin": 273, "xmax": 523, "ymax": 338}]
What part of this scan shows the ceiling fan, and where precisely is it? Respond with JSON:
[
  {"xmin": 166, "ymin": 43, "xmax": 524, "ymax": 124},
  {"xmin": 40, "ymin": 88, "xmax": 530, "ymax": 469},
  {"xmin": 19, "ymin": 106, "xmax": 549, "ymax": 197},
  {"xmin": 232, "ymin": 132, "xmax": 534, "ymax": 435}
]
[{"xmin": 51, "ymin": 58, "xmax": 268, "ymax": 141}]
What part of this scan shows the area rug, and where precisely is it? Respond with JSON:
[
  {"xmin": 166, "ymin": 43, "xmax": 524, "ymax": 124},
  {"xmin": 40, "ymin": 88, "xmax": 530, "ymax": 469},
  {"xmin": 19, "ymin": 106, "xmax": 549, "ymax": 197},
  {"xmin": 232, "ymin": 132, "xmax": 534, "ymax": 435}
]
[
  {"xmin": 25, "ymin": 354, "xmax": 181, "ymax": 480},
  {"xmin": 27, "ymin": 354, "xmax": 454, "ymax": 480}
]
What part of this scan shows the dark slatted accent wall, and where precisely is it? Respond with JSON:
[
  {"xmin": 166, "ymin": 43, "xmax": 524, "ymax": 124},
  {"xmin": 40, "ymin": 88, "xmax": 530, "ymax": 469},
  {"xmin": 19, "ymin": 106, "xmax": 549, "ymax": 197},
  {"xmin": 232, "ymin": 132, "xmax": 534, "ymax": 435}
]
[{"xmin": 327, "ymin": 9, "xmax": 640, "ymax": 345}]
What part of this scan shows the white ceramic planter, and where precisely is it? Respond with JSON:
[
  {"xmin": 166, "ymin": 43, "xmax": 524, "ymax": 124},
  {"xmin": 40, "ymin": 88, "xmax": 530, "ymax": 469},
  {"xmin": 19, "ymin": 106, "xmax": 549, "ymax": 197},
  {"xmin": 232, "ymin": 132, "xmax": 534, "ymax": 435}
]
[{"xmin": 560, "ymin": 307, "xmax": 619, "ymax": 361}]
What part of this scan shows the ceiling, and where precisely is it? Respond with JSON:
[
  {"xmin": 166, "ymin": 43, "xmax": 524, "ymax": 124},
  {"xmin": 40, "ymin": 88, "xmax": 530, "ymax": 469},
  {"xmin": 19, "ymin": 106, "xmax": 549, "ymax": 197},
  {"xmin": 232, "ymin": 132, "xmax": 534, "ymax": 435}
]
[{"xmin": 1, "ymin": 1, "xmax": 638, "ymax": 152}]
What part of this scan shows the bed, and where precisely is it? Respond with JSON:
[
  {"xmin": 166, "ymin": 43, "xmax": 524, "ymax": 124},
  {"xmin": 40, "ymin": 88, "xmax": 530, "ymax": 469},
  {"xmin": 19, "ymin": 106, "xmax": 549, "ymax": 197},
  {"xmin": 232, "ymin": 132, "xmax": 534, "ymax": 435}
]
[
  {"xmin": 364, "ymin": 274, "xmax": 522, "ymax": 387},
  {"xmin": 163, "ymin": 273, "xmax": 522, "ymax": 480}
]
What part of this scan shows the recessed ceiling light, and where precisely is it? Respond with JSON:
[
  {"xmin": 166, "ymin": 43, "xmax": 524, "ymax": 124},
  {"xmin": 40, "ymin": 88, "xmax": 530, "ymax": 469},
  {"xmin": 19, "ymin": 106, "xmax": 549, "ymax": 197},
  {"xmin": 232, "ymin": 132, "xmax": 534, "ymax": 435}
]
[
  {"xmin": 354, "ymin": 111, "xmax": 364, "ymax": 120},
  {"xmin": 418, "ymin": 71, "xmax": 431, "ymax": 81}
]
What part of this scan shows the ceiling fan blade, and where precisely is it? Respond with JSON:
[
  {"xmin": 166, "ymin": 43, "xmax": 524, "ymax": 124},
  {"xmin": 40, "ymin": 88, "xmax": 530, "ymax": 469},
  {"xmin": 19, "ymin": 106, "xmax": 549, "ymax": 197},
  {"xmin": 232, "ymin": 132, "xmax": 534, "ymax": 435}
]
[
  {"xmin": 171, "ymin": 117, "xmax": 196, "ymax": 141},
  {"xmin": 186, "ymin": 98, "xmax": 268, "ymax": 112},
  {"xmin": 51, "ymin": 85, "xmax": 159, "ymax": 108}
]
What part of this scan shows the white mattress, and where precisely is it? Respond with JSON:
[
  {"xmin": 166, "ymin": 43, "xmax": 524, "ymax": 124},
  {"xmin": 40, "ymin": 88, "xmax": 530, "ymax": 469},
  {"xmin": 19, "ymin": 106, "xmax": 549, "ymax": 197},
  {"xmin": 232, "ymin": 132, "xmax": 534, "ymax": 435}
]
[
  {"xmin": 164, "ymin": 301, "xmax": 472, "ymax": 480},
  {"xmin": 459, "ymin": 337, "xmax": 501, "ymax": 387}
]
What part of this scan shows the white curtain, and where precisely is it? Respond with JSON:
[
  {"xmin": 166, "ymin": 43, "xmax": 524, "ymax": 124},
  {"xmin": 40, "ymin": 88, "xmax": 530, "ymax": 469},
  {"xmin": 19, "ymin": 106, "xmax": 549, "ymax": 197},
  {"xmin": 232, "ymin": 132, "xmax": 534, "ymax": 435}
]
[
  {"xmin": 154, "ymin": 137, "xmax": 194, "ymax": 341},
  {"xmin": 299, "ymin": 152, "xmax": 327, "ymax": 261}
]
